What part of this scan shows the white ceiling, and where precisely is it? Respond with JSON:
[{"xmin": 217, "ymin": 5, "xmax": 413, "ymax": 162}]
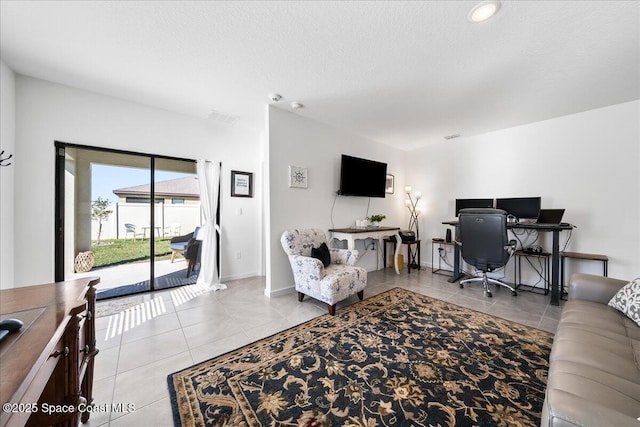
[{"xmin": 1, "ymin": 1, "xmax": 638, "ymax": 150}]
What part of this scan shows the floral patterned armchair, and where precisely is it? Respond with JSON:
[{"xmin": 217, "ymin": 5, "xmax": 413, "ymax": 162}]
[{"xmin": 280, "ymin": 229, "xmax": 367, "ymax": 315}]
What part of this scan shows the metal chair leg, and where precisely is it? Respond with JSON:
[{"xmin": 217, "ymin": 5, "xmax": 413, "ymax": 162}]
[
  {"xmin": 481, "ymin": 273, "xmax": 492, "ymax": 297},
  {"xmin": 487, "ymin": 277, "xmax": 517, "ymax": 294},
  {"xmin": 460, "ymin": 272, "xmax": 516, "ymax": 297}
]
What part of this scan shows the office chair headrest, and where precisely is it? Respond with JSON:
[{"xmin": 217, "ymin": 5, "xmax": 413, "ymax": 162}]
[{"xmin": 459, "ymin": 208, "xmax": 507, "ymax": 216}]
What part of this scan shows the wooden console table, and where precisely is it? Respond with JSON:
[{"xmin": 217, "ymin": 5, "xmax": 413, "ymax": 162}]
[
  {"xmin": 328, "ymin": 227, "xmax": 402, "ymax": 274},
  {"xmin": 0, "ymin": 277, "xmax": 99, "ymax": 427}
]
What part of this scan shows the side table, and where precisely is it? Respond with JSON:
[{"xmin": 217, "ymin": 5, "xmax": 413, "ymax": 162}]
[
  {"xmin": 383, "ymin": 238, "xmax": 421, "ymax": 273},
  {"xmin": 431, "ymin": 238, "xmax": 455, "ymax": 276},
  {"xmin": 513, "ymin": 250, "xmax": 550, "ymax": 295}
]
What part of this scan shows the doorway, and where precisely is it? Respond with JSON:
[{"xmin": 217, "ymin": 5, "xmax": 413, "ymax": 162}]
[{"xmin": 54, "ymin": 142, "xmax": 199, "ymax": 299}]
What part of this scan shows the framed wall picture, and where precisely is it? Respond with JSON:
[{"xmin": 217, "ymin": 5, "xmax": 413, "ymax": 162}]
[
  {"xmin": 289, "ymin": 166, "xmax": 308, "ymax": 188},
  {"xmin": 231, "ymin": 170, "xmax": 253, "ymax": 197},
  {"xmin": 385, "ymin": 174, "xmax": 395, "ymax": 194}
]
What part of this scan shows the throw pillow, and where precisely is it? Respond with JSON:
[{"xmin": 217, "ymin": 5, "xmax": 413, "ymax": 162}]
[
  {"xmin": 608, "ymin": 278, "xmax": 640, "ymax": 326},
  {"xmin": 311, "ymin": 242, "xmax": 331, "ymax": 268}
]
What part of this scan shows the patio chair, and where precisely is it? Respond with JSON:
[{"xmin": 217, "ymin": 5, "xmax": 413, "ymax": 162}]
[
  {"xmin": 165, "ymin": 223, "xmax": 181, "ymax": 237},
  {"xmin": 184, "ymin": 238, "xmax": 201, "ymax": 277},
  {"xmin": 170, "ymin": 226, "xmax": 200, "ymax": 263},
  {"xmin": 124, "ymin": 223, "xmax": 138, "ymax": 239}
]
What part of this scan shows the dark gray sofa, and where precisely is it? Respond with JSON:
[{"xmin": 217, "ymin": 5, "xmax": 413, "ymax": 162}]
[{"xmin": 541, "ymin": 273, "xmax": 640, "ymax": 427}]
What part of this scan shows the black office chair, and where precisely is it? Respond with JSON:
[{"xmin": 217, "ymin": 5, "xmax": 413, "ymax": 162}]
[{"xmin": 457, "ymin": 208, "xmax": 517, "ymax": 297}]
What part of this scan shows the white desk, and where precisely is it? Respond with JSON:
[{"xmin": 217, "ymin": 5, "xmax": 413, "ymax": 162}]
[{"xmin": 328, "ymin": 227, "xmax": 402, "ymax": 274}]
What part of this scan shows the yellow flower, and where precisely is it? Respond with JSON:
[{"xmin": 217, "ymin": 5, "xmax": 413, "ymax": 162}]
[
  {"xmin": 442, "ymin": 381, "xmax": 463, "ymax": 394},
  {"xmin": 495, "ymin": 380, "xmax": 520, "ymax": 400},
  {"xmin": 360, "ymin": 334, "xmax": 383, "ymax": 348},
  {"xmin": 289, "ymin": 355, "xmax": 303, "ymax": 370},
  {"xmin": 318, "ymin": 337, "xmax": 335, "ymax": 350},
  {"xmin": 344, "ymin": 415, "xmax": 379, "ymax": 427},
  {"xmin": 410, "ymin": 362, "xmax": 441, "ymax": 383},
  {"xmin": 345, "ymin": 381, "xmax": 367, "ymax": 403},
  {"xmin": 480, "ymin": 333, "xmax": 504, "ymax": 346},
  {"xmin": 437, "ymin": 318, "xmax": 455, "ymax": 328},
  {"xmin": 257, "ymin": 390, "xmax": 288, "ymax": 416},
  {"xmin": 196, "ymin": 370, "xmax": 225, "ymax": 389},
  {"xmin": 298, "ymin": 410, "xmax": 329, "ymax": 427},
  {"xmin": 377, "ymin": 400, "xmax": 395, "ymax": 416},
  {"xmin": 396, "ymin": 353, "xmax": 410, "ymax": 363},
  {"xmin": 325, "ymin": 359, "xmax": 345, "ymax": 376},
  {"xmin": 450, "ymin": 330, "xmax": 472, "ymax": 342},
  {"xmin": 257, "ymin": 367, "xmax": 277, "ymax": 381},
  {"xmin": 386, "ymin": 376, "xmax": 425, "ymax": 406},
  {"xmin": 351, "ymin": 350, "xmax": 367, "ymax": 363},
  {"xmin": 385, "ymin": 330, "xmax": 401, "ymax": 339},
  {"xmin": 491, "ymin": 404, "xmax": 536, "ymax": 427}
]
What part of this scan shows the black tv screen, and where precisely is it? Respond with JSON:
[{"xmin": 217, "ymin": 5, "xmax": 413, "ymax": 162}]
[
  {"xmin": 455, "ymin": 198, "xmax": 494, "ymax": 216},
  {"xmin": 495, "ymin": 197, "xmax": 541, "ymax": 219},
  {"xmin": 339, "ymin": 155, "xmax": 387, "ymax": 198}
]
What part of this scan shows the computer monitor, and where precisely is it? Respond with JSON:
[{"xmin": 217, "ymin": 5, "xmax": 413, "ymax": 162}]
[
  {"xmin": 455, "ymin": 198, "xmax": 494, "ymax": 216},
  {"xmin": 495, "ymin": 197, "xmax": 541, "ymax": 220}
]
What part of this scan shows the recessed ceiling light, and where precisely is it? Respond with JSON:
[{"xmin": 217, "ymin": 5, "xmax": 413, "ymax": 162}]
[
  {"xmin": 468, "ymin": 0, "xmax": 501, "ymax": 23},
  {"xmin": 290, "ymin": 102, "xmax": 304, "ymax": 109}
]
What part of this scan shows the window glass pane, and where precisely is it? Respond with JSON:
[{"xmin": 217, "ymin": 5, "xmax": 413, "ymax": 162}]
[
  {"xmin": 154, "ymin": 158, "xmax": 199, "ymax": 288},
  {"xmin": 65, "ymin": 149, "xmax": 152, "ymax": 299}
]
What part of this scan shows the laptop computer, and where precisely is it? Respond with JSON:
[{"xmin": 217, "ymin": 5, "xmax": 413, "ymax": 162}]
[{"xmin": 535, "ymin": 209, "xmax": 565, "ymax": 225}]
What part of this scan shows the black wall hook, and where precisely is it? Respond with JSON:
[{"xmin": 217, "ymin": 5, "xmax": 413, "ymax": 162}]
[{"xmin": 0, "ymin": 150, "xmax": 12, "ymax": 167}]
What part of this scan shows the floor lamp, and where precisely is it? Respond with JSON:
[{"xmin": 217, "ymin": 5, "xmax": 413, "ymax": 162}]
[{"xmin": 404, "ymin": 186, "xmax": 421, "ymax": 269}]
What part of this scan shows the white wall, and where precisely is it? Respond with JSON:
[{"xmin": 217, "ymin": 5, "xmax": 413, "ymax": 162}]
[
  {"xmin": 266, "ymin": 106, "xmax": 407, "ymax": 296},
  {"xmin": 0, "ymin": 60, "xmax": 16, "ymax": 289},
  {"xmin": 13, "ymin": 75, "xmax": 262, "ymax": 286},
  {"xmin": 8, "ymin": 73, "xmax": 637, "ymax": 293},
  {"xmin": 405, "ymin": 101, "xmax": 640, "ymax": 281}
]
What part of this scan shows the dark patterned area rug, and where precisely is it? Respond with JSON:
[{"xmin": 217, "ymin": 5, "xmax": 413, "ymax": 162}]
[{"xmin": 168, "ymin": 288, "xmax": 553, "ymax": 426}]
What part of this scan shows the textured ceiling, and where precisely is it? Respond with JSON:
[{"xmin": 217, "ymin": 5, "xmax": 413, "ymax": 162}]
[{"xmin": 1, "ymin": 1, "xmax": 638, "ymax": 150}]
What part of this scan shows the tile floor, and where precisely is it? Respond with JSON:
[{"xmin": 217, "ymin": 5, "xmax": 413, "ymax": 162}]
[{"xmin": 87, "ymin": 268, "xmax": 563, "ymax": 426}]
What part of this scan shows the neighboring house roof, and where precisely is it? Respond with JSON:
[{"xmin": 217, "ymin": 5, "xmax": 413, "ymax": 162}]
[{"xmin": 113, "ymin": 176, "xmax": 199, "ymax": 198}]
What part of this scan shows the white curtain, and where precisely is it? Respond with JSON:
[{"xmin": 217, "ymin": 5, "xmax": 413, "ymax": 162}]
[{"xmin": 196, "ymin": 159, "xmax": 226, "ymax": 290}]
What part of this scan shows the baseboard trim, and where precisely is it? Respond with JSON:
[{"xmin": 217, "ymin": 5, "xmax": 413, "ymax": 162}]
[
  {"xmin": 221, "ymin": 271, "xmax": 261, "ymax": 282},
  {"xmin": 265, "ymin": 285, "xmax": 295, "ymax": 298}
]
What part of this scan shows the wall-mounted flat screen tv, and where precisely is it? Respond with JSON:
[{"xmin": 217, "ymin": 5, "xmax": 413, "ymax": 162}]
[
  {"xmin": 455, "ymin": 198, "xmax": 494, "ymax": 216},
  {"xmin": 338, "ymin": 155, "xmax": 387, "ymax": 198},
  {"xmin": 495, "ymin": 197, "xmax": 541, "ymax": 220}
]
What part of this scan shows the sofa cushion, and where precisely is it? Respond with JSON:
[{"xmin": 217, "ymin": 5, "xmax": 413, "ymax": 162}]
[
  {"xmin": 552, "ymin": 300, "xmax": 640, "ymax": 381},
  {"xmin": 318, "ymin": 264, "xmax": 367, "ymax": 304},
  {"xmin": 560, "ymin": 300, "xmax": 640, "ymax": 342},
  {"xmin": 548, "ymin": 360, "xmax": 640, "ymax": 401},
  {"xmin": 281, "ymin": 229, "xmax": 327, "ymax": 257},
  {"xmin": 543, "ymin": 274, "xmax": 640, "ymax": 427},
  {"xmin": 544, "ymin": 299, "xmax": 640, "ymax": 426},
  {"xmin": 311, "ymin": 242, "xmax": 331, "ymax": 268},
  {"xmin": 543, "ymin": 388, "xmax": 640, "ymax": 427},
  {"xmin": 608, "ymin": 278, "xmax": 640, "ymax": 326}
]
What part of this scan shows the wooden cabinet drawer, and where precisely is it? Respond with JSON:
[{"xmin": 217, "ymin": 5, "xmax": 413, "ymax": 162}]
[{"xmin": 1, "ymin": 277, "xmax": 100, "ymax": 427}]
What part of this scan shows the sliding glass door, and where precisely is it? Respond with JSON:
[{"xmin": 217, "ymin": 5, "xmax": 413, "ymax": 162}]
[
  {"xmin": 55, "ymin": 142, "xmax": 198, "ymax": 299},
  {"xmin": 153, "ymin": 158, "xmax": 201, "ymax": 290}
]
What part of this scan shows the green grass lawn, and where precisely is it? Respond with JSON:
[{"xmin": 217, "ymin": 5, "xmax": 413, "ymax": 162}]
[{"xmin": 91, "ymin": 238, "xmax": 172, "ymax": 268}]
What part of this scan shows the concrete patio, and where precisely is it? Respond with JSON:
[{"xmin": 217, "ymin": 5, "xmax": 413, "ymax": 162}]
[{"xmin": 73, "ymin": 257, "xmax": 192, "ymax": 291}]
